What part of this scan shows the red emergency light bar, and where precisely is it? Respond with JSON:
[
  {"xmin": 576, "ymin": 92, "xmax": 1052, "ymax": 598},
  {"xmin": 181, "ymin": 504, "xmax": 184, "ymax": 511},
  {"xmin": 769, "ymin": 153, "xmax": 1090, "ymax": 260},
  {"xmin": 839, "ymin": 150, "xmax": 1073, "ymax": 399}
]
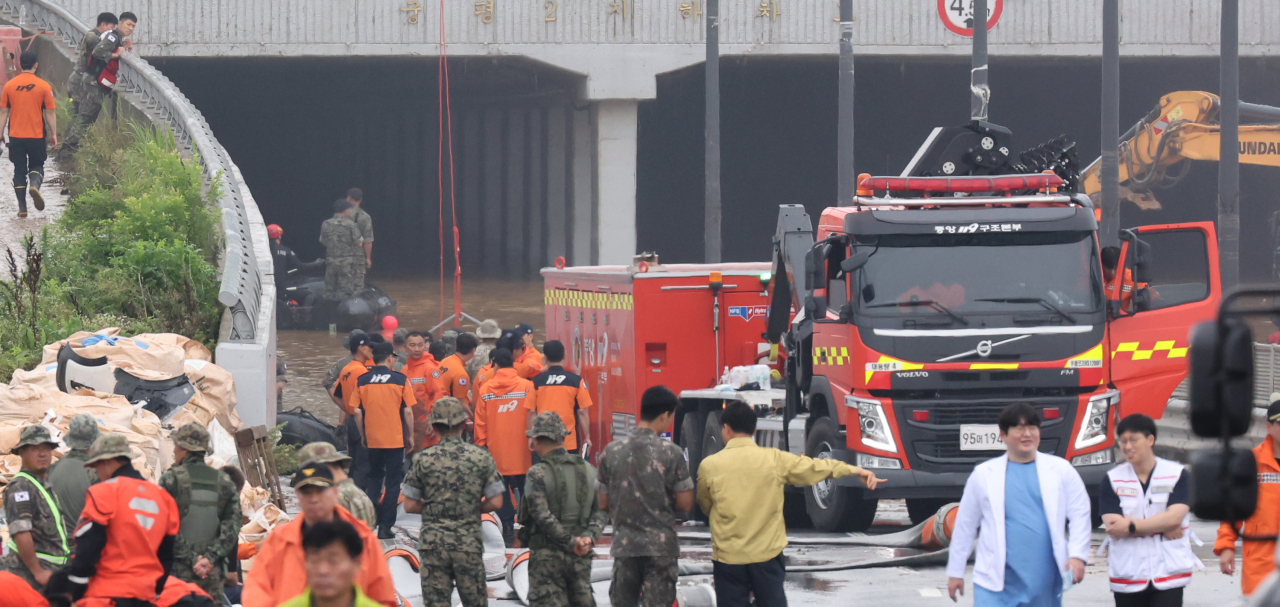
[{"xmin": 859, "ymin": 174, "xmax": 1064, "ymax": 194}]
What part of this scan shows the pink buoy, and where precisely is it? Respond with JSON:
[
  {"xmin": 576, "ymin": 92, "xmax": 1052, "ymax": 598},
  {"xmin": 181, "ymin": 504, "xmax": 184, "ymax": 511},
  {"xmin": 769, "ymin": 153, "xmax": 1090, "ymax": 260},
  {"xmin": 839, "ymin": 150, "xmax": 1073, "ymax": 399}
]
[{"xmin": 381, "ymin": 315, "xmax": 399, "ymax": 331}]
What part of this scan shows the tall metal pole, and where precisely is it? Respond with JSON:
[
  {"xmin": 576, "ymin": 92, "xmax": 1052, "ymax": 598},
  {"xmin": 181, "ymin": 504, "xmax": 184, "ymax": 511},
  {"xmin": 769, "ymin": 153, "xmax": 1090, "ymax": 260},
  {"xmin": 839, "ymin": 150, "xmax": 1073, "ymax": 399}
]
[
  {"xmin": 1099, "ymin": 0, "xmax": 1120, "ymax": 247},
  {"xmin": 1219, "ymin": 0, "xmax": 1240, "ymax": 288},
  {"xmin": 704, "ymin": 0, "xmax": 722, "ymax": 263},
  {"xmin": 970, "ymin": 0, "xmax": 989, "ymax": 121},
  {"xmin": 836, "ymin": 0, "xmax": 855, "ymax": 206}
]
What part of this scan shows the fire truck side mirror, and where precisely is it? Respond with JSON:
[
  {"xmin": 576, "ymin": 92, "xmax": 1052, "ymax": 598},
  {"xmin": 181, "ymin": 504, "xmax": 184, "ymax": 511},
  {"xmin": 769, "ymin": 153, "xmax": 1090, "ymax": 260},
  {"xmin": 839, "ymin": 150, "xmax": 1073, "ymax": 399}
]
[
  {"xmin": 1188, "ymin": 319, "xmax": 1255, "ymax": 438},
  {"xmin": 840, "ymin": 251, "xmax": 872, "ymax": 273},
  {"xmin": 1191, "ymin": 447, "xmax": 1258, "ymax": 522},
  {"xmin": 1130, "ymin": 238, "xmax": 1153, "ymax": 284}
]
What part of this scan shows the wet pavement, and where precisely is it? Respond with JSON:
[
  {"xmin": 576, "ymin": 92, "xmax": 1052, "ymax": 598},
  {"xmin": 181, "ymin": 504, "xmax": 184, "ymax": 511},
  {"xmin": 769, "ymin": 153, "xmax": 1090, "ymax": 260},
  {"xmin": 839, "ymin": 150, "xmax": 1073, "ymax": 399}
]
[
  {"xmin": 277, "ymin": 275, "xmax": 546, "ymax": 425},
  {"xmin": 0, "ymin": 164, "xmax": 66, "ymax": 269},
  {"xmin": 379, "ymin": 496, "xmax": 1248, "ymax": 606}
]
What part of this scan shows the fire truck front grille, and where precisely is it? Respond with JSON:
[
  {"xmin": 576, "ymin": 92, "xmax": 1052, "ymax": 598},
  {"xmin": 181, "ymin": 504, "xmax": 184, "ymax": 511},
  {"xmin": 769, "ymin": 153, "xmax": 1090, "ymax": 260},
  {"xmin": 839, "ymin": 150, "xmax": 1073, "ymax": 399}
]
[{"xmin": 892, "ymin": 398, "xmax": 1078, "ymax": 473}]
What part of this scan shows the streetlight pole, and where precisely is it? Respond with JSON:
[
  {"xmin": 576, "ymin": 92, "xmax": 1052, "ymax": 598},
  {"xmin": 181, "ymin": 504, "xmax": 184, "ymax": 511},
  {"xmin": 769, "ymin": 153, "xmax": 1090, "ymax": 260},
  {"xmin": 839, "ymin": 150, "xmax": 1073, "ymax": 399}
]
[
  {"xmin": 836, "ymin": 0, "xmax": 855, "ymax": 206},
  {"xmin": 704, "ymin": 0, "xmax": 722, "ymax": 263},
  {"xmin": 1219, "ymin": 0, "xmax": 1240, "ymax": 288},
  {"xmin": 1099, "ymin": 0, "xmax": 1120, "ymax": 248}
]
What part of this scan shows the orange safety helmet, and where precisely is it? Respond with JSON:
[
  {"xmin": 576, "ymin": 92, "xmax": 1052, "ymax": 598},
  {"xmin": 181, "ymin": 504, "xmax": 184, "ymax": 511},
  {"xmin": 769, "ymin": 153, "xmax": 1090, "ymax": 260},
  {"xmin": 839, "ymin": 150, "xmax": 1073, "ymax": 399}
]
[{"xmin": 267, "ymin": 224, "xmax": 284, "ymax": 239}]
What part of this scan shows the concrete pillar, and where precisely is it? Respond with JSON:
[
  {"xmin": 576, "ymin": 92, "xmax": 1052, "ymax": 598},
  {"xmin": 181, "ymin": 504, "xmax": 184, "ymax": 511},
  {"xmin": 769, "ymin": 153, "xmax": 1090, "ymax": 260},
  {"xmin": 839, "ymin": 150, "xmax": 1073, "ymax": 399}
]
[
  {"xmin": 571, "ymin": 108, "xmax": 595, "ymax": 265},
  {"xmin": 594, "ymin": 100, "xmax": 639, "ymax": 266}
]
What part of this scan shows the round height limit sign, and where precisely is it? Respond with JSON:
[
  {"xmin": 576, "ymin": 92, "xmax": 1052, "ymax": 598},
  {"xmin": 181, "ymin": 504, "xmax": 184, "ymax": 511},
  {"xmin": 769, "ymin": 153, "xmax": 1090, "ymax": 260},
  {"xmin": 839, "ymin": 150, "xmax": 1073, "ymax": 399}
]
[{"xmin": 938, "ymin": 0, "xmax": 1003, "ymax": 36}]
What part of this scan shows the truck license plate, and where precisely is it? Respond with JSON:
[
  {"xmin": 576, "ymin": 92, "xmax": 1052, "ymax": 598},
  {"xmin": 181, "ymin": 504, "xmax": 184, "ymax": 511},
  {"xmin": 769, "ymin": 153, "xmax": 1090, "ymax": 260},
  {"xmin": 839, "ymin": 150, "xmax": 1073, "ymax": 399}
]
[{"xmin": 959, "ymin": 424, "xmax": 1001, "ymax": 451}]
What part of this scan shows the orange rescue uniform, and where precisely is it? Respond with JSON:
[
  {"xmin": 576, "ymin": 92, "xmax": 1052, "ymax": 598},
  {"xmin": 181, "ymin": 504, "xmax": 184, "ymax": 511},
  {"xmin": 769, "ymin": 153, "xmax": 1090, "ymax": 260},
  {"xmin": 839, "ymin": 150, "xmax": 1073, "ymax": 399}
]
[
  {"xmin": 0, "ymin": 73, "xmax": 54, "ymax": 139},
  {"xmin": 514, "ymin": 346, "xmax": 544, "ymax": 379},
  {"xmin": 156, "ymin": 575, "xmax": 211, "ymax": 607},
  {"xmin": 1214, "ymin": 435, "xmax": 1280, "ymax": 595},
  {"xmin": 0, "ymin": 571, "xmax": 46, "ymax": 607},
  {"xmin": 401, "ymin": 354, "xmax": 443, "ymax": 450},
  {"xmin": 333, "ymin": 358, "xmax": 373, "ymax": 416},
  {"xmin": 351, "ymin": 365, "xmax": 416, "ymax": 449},
  {"xmin": 475, "ymin": 368, "xmax": 535, "ymax": 476},
  {"xmin": 527, "ymin": 366, "xmax": 593, "ymax": 451},
  {"xmin": 241, "ymin": 506, "xmax": 395, "ymax": 607},
  {"xmin": 76, "ymin": 472, "xmax": 181, "ymax": 603},
  {"xmin": 435, "ymin": 353, "xmax": 473, "ymax": 408},
  {"xmin": 475, "ymin": 362, "xmax": 496, "ymax": 394}
]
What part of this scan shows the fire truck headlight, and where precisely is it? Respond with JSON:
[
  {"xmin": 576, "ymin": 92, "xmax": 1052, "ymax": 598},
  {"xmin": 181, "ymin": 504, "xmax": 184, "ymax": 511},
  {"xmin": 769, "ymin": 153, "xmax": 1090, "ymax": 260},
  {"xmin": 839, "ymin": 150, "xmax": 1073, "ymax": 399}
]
[
  {"xmin": 1075, "ymin": 389, "xmax": 1119, "ymax": 450},
  {"xmin": 845, "ymin": 395, "xmax": 897, "ymax": 454}
]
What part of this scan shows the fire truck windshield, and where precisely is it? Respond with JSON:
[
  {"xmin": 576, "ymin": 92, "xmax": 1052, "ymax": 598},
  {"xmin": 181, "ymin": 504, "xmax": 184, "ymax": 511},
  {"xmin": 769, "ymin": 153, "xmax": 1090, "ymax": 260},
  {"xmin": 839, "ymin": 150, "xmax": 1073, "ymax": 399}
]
[{"xmin": 852, "ymin": 231, "xmax": 1102, "ymax": 325}]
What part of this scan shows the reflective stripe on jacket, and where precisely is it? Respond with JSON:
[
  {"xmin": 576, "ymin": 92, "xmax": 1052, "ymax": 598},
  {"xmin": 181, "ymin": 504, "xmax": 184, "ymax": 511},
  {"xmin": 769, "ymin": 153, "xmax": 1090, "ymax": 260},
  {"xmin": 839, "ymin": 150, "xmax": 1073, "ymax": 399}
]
[{"xmin": 1104, "ymin": 458, "xmax": 1201, "ymax": 592}]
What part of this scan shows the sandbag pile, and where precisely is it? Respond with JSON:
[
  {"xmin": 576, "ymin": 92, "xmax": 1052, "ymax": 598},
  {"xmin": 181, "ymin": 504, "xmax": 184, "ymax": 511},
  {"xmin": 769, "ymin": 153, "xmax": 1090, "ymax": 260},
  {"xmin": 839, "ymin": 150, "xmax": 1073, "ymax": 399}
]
[
  {"xmin": 13, "ymin": 329, "xmax": 242, "ymax": 435},
  {"xmin": 0, "ymin": 386, "xmax": 165, "ymax": 481},
  {"xmin": 239, "ymin": 484, "xmax": 291, "ymax": 552},
  {"xmin": 0, "ymin": 329, "xmax": 244, "ymax": 497}
]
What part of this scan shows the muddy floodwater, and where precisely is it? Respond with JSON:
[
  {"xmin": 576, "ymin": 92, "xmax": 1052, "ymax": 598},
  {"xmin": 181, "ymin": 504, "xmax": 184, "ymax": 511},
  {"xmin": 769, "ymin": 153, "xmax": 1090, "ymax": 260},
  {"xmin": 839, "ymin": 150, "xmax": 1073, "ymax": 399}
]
[{"xmin": 276, "ymin": 276, "xmax": 546, "ymax": 425}]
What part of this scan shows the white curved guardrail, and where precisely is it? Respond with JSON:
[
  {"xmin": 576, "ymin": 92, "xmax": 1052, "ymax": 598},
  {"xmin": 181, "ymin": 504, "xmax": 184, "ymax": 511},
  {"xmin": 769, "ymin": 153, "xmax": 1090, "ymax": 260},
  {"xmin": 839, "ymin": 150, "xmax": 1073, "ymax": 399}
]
[{"xmin": 0, "ymin": 0, "xmax": 277, "ymax": 426}]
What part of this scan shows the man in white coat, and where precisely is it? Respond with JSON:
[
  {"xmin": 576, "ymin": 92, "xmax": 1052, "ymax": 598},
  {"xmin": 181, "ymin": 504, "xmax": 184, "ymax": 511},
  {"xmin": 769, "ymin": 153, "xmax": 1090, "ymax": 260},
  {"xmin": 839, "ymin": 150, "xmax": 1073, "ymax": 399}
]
[{"xmin": 947, "ymin": 403, "xmax": 1092, "ymax": 606}]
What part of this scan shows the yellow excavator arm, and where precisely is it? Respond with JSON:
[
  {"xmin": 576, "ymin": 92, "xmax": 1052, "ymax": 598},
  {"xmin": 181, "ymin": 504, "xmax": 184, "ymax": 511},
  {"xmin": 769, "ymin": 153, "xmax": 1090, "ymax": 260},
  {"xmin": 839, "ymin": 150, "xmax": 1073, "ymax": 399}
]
[{"xmin": 1081, "ymin": 91, "xmax": 1280, "ymax": 210}]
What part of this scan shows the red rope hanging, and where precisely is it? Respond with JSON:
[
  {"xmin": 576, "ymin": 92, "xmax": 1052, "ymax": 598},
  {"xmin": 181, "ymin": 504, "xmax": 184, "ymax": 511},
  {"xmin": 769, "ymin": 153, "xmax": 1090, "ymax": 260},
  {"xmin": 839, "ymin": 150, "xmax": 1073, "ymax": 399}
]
[{"xmin": 437, "ymin": 1, "xmax": 463, "ymax": 330}]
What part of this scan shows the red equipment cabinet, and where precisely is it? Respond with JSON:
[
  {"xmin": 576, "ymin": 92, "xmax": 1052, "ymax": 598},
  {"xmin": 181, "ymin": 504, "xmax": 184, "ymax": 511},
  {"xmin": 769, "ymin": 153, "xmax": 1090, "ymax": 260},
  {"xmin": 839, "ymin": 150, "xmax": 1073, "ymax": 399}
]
[{"xmin": 541, "ymin": 261, "xmax": 775, "ymax": 461}]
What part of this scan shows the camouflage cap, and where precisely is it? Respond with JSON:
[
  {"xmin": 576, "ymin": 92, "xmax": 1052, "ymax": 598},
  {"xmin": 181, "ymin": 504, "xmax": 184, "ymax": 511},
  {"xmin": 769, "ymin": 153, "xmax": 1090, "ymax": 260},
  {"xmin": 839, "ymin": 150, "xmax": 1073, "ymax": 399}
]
[
  {"xmin": 65, "ymin": 414, "xmax": 101, "ymax": 451},
  {"xmin": 526, "ymin": 412, "xmax": 569, "ymax": 441},
  {"xmin": 427, "ymin": 397, "xmax": 469, "ymax": 427},
  {"xmin": 297, "ymin": 442, "xmax": 351, "ymax": 466},
  {"xmin": 84, "ymin": 433, "xmax": 140, "ymax": 464},
  {"xmin": 173, "ymin": 422, "xmax": 210, "ymax": 452},
  {"xmin": 12, "ymin": 425, "xmax": 58, "ymax": 454}
]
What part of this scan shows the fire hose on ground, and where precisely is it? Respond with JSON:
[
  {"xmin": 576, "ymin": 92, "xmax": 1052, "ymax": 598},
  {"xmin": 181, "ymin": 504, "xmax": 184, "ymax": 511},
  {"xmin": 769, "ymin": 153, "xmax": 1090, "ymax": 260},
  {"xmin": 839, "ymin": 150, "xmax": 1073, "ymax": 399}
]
[{"xmin": 480, "ymin": 503, "xmax": 961, "ymax": 605}]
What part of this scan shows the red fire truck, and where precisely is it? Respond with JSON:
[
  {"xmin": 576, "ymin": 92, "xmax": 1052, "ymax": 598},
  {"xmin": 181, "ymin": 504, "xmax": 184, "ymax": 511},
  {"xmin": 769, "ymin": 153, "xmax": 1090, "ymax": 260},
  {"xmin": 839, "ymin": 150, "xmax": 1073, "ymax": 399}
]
[
  {"xmin": 541, "ymin": 258, "xmax": 777, "ymax": 445},
  {"xmin": 544, "ymin": 172, "xmax": 1220, "ymax": 532}
]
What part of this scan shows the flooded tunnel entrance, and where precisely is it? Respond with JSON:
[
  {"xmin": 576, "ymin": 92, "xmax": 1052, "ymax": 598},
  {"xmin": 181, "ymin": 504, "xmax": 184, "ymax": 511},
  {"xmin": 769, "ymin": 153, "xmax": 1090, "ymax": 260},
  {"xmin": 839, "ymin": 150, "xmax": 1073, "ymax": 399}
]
[{"xmin": 150, "ymin": 55, "xmax": 1280, "ymax": 282}]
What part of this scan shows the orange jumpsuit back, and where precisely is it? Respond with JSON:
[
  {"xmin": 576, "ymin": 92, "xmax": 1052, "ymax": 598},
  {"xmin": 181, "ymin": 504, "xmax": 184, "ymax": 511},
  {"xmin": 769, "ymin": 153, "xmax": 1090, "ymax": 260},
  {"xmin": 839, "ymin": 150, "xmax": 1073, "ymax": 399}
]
[
  {"xmin": 474, "ymin": 368, "xmax": 534, "ymax": 476},
  {"xmin": 78, "ymin": 474, "xmax": 181, "ymax": 602}
]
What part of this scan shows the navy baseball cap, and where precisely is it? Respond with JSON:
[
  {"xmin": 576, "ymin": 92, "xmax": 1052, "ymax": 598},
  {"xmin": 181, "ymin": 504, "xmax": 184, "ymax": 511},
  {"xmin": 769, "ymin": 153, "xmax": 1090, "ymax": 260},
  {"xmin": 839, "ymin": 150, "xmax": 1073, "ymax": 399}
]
[
  {"xmin": 372, "ymin": 341, "xmax": 395, "ymax": 359},
  {"xmin": 513, "ymin": 323, "xmax": 534, "ymax": 336},
  {"xmin": 348, "ymin": 330, "xmax": 370, "ymax": 354}
]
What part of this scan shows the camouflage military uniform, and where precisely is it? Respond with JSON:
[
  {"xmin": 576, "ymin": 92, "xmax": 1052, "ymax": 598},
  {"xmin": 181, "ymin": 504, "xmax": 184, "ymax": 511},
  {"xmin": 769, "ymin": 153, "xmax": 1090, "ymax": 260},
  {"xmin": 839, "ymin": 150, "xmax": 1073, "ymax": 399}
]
[
  {"xmin": 597, "ymin": 427, "xmax": 693, "ymax": 607},
  {"xmin": 520, "ymin": 413, "xmax": 607, "ymax": 607},
  {"xmin": 298, "ymin": 441, "xmax": 377, "ymax": 531},
  {"xmin": 1, "ymin": 426, "xmax": 69, "ymax": 592},
  {"xmin": 61, "ymin": 27, "xmax": 122, "ymax": 157},
  {"xmin": 320, "ymin": 214, "xmax": 365, "ymax": 301},
  {"xmin": 67, "ymin": 29, "xmax": 101, "ymax": 110},
  {"xmin": 338, "ymin": 477, "xmax": 377, "ymax": 530},
  {"xmin": 400, "ymin": 399, "xmax": 504, "ymax": 607},
  {"xmin": 158, "ymin": 424, "xmax": 242, "ymax": 599},
  {"xmin": 351, "ymin": 204, "xmax": 374, "ymax": 249},
  {"xmin": 47, "ymin": 414, "xmax": 101, "ymax": 530}
]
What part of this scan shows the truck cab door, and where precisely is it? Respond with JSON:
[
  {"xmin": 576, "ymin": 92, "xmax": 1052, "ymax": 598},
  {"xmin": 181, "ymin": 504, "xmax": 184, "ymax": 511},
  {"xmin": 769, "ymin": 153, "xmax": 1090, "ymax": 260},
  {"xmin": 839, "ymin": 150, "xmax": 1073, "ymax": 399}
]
[{"xmin": 1108, "ymin": 221, "xmax": 1220, "ymax": 419}]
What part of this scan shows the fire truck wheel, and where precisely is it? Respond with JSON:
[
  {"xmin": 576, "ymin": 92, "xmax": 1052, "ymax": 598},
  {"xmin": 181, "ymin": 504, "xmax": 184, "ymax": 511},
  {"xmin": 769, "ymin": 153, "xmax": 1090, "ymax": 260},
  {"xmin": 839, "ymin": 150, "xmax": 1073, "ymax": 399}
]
[
  {"xmin": 804, "ymin": 416, "xmax": 877, "ymax": 533},
  {"xmin": 907, "ymin": 498, "xmax": 951, "ymax": 526}
]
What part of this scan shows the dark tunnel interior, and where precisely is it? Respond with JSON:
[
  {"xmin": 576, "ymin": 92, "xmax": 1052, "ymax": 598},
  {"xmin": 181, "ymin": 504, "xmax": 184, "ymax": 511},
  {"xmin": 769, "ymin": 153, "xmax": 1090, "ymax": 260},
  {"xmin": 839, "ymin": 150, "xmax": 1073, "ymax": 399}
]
[{"xmin": 149, "ymin": 54, "xmax": 1280, "ymax": 281}]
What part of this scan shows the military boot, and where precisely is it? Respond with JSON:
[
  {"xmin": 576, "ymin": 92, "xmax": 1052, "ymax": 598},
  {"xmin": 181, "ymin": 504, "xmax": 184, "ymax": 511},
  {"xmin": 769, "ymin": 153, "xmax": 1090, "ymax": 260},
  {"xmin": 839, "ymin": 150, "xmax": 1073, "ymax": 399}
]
[
  {"xmin": 14, "ymin": 185, "xmax": 26, "ymax": 218},
  {"xmin": 27, "ymin": 171, "xmax": 44, "ymax": 211}
]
